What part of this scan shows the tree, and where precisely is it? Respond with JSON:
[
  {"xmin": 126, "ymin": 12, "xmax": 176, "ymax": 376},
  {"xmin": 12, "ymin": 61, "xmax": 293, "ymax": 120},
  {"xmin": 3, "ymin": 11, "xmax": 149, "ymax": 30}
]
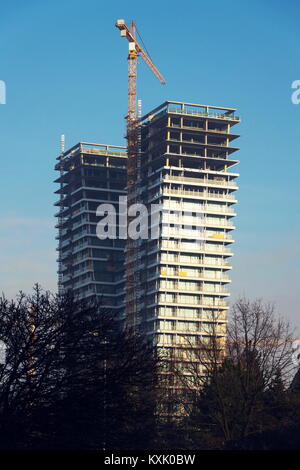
[
  {"xmin": 0, "ymin": 285, "xmax": 160, "ymax": 449},
  {"xmin": 184, "ymin": 298, "xmax": 296, "ymax": 447}
]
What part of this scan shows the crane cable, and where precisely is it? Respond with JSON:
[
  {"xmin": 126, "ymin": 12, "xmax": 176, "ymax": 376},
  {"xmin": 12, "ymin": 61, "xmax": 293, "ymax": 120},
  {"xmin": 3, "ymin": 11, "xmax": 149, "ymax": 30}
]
[{"xmin": 136, "ymin": 26, "xmax": 154, "ymax": 64}]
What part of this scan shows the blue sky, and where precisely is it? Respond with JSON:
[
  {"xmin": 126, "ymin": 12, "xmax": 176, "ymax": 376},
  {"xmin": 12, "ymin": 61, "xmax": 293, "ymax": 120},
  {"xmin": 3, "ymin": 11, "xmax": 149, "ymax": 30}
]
[{"xmin": 0, "ymin": 0, "xmax": 299, "ymax": 328}]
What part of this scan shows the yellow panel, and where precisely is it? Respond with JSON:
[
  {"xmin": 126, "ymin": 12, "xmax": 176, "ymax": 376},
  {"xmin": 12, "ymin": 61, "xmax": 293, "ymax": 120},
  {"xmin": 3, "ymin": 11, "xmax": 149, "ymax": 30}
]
[{"xmin": 211, "ymin": 233, "xmax": 224, "ymax": 239}]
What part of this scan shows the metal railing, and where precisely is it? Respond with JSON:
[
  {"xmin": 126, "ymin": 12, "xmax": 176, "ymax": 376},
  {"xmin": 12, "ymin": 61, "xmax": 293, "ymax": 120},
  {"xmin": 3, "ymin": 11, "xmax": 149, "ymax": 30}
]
[
  {"xmin": 164, "ymin": 174, "xmax": 238, "ymax": 187},
  {"xmin": 168, "ymin": 106, "xmax": 240, "ymax": 121},
  {"xmin": 161, "ymin": 188, "xmax": 237, "ymax": 200}
]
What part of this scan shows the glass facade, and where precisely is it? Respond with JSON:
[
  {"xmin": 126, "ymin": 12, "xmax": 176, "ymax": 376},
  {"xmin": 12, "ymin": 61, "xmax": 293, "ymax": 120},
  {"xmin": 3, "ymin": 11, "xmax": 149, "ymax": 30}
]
[{"xmin": 54, "ymin": 143, "xmax": 127, "ymax": 314}]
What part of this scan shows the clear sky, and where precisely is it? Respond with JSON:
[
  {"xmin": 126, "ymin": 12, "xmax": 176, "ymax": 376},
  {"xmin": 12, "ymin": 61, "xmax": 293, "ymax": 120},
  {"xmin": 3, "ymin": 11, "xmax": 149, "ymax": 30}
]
[{"xmin": 0, "ymin": 0, "xmax": 299, "ymax": 328}]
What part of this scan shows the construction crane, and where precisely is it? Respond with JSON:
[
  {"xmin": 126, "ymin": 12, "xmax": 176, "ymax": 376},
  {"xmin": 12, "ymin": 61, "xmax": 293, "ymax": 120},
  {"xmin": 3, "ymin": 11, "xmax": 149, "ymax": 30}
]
[
  {"xmin": 115, "ymin": 19, "xmax": 166, "ymax": 126},
  {"xmin": 115, "ymin": 19, "xmax": 166, "ymax": 327},
  {"xmin": 115, "ymin": 19, "xmax": 165, "ymax": 189}
]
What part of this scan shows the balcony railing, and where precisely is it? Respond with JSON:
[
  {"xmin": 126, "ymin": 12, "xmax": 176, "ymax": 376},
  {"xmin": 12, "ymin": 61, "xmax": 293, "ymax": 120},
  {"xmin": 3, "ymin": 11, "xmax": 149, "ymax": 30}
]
[
  {"xmin": 159, "ymin": 283, "xmax": 229, "ymax": 294},
  {"xmin": 168, "ymin": 137, "xmax": 229, "ymax": 147},
  {"xmin": 83, "ymin": 147, "xmax": 127, "ymax": 157},
  {"xmin": 158, "ymin": 271, "xmax": 230, "ymax": 282},
  {"xmin": 162, "ymin": 215, "xmax": 235, "ymax": 229},
  {"xmin": 162, "ymin": 201, "xmax": 236, "ymax": 215},
  {"xmin": 161, "ymin": 188, "xmax": 237, "ymax": 200},
  {"xmin": 168, "ymin": 106, "xmax": 240, "ymax": 121},
  {"xmin": 164, "ymin": 174, "xmax": 237, "ymax": 187},
  {"xmin": 160, "ymin": 255, "xmax": 232, "ymax": 268},
  {"xmin": 160, "ymin": 227, "xmax": 233, "ymax": 240},
  {"xmin": 171, "ymin": 123, "xmax": 233, "ymax": 135}
]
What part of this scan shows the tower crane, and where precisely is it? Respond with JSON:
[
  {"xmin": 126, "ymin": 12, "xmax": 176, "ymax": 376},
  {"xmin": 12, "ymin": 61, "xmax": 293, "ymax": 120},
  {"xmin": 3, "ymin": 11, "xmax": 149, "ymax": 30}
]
[
  {"xmin": 115, "ymin": 19, "xmax": 165, "ymax": 187},
  {"xmin": 115, "ymin": 19, "xmax": 166, "ymax": 327},
  {"xmin": 115, "ymin": 19, "xmax": 166, "ymax": 128}
]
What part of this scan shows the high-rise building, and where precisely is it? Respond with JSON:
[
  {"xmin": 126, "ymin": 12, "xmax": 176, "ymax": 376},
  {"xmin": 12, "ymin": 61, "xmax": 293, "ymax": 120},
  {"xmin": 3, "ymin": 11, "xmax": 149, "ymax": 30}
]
[
  {"xmin": 54, "ymin": 142, "xmax": 127, "ymax": 311},
  {"xmin": 54, "ymin": 101, "xmax": 240, "ymax": 398},
  {"xmin": 132, "ymin": 101, "xmax": 240, "ymax": 358}
]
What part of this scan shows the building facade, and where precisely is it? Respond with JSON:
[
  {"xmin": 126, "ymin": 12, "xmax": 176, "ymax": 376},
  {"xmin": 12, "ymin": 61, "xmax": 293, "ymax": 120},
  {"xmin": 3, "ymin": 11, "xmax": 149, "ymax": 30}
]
[
  {"xmin": 55, "ymin": 142, "xmax": 127, "ymax": 311},
  {"xmin": 55, "ymin": 101, "xmax": 240, "ymax": 400},
  {"xmin": 131, "ymin": 101, "xmax": 240, "ymax": 393}
]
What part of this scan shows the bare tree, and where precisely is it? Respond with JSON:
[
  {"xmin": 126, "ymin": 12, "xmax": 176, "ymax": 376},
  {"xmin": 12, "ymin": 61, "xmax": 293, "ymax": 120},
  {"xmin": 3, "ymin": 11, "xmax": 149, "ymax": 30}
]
[
  {"xmin": 178, "ymin": 298, "xmax": 296, "ymax": 446},
  {"xmin": 224, "ymin": 298, "xmax": 296, "ymax": 440},
  {"xmin": 0, "ymin": 285, "xmax": 160, "ymax": 449},
  {"xmin": 228, "ymin": 298, "xmax": 295, "ymax": 387}
]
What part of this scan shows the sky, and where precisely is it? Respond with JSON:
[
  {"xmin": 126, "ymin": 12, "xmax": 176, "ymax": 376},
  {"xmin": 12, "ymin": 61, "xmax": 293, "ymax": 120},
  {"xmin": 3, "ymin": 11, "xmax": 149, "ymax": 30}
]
[{"xmin": 0, "ymin": 0, "xmax": 299, "ymax": 328}]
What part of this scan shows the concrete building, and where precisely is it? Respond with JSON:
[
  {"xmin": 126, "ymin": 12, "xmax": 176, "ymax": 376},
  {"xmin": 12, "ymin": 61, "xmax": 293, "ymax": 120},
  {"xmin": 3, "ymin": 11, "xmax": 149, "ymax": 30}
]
[
  {"xmin": 132, "ymin": 101, "xmax": 240, "ymax": 403},
  {"xmin": 55, "ymin": 101, "xmax": 240, "ymax": 404},
  {"xmin": 54, "ymin": 142, "xmax": 127, "ymax": 310}
]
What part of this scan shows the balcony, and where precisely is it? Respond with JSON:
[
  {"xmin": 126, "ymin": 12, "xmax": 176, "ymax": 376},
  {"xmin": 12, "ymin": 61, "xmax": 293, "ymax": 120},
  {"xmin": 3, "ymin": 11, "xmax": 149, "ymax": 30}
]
[
  {"xmin": 160, "ymin": 227, "xmax": 233, "ymax": 241},
  {"xmin": 72, "ymin": 229, "xmax": 89, "ymax": 242},
  {"xmin": 161, "ymin": 187, "xmax": 237, "ymax": 201},
  {"xmin": 159, "ymin": 255, "xmax": 232, "ymax": 269},
  {"xmin": 164, "ymin": 174, "xmax": 238, "ymax": 188},
  {"xmin": 159, "ymin": 284, "xmax": 229, "ymax": 294},
  {"xmin": 162, "ymin": 201, "xmax": 236, "ymax": 215},
  {"xmin": 156, "ymin": 297, "xmax": 228, "ymax": 308},
  {"xmin": 167, "ymin": 105, "xmax": 240, "ymax": 122},
  {"xmin": 167, "ymin": 137, "xmax": 230, "ymax": 148},
  {"xmin": 161, "ymin": 214, "xmax": 235, "ymax": 230},
  {"xmin": 147, "ymin": 269, "xmax": 230, "ymax": 282}
]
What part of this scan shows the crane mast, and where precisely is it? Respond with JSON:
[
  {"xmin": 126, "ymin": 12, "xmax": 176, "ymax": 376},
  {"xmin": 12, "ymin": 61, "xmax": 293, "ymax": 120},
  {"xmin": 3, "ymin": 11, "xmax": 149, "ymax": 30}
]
[{"xmin": 115, "ymin": 19, "xmax": 165, "ymax": 328}]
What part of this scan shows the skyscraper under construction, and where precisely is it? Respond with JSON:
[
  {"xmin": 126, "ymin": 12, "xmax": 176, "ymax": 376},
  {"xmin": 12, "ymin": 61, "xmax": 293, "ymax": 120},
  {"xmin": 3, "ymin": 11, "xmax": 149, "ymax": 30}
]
[
  {"xmin": 129, "ymin": 100, "xmax": 239, "ymax": 361},
  {"xmin": 54, "ymin": 142, "xmax": 127, "ymax": 312},
  {"xmin": 55, "ymin": 100, "xmax": 240, "ymax": 388}
]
